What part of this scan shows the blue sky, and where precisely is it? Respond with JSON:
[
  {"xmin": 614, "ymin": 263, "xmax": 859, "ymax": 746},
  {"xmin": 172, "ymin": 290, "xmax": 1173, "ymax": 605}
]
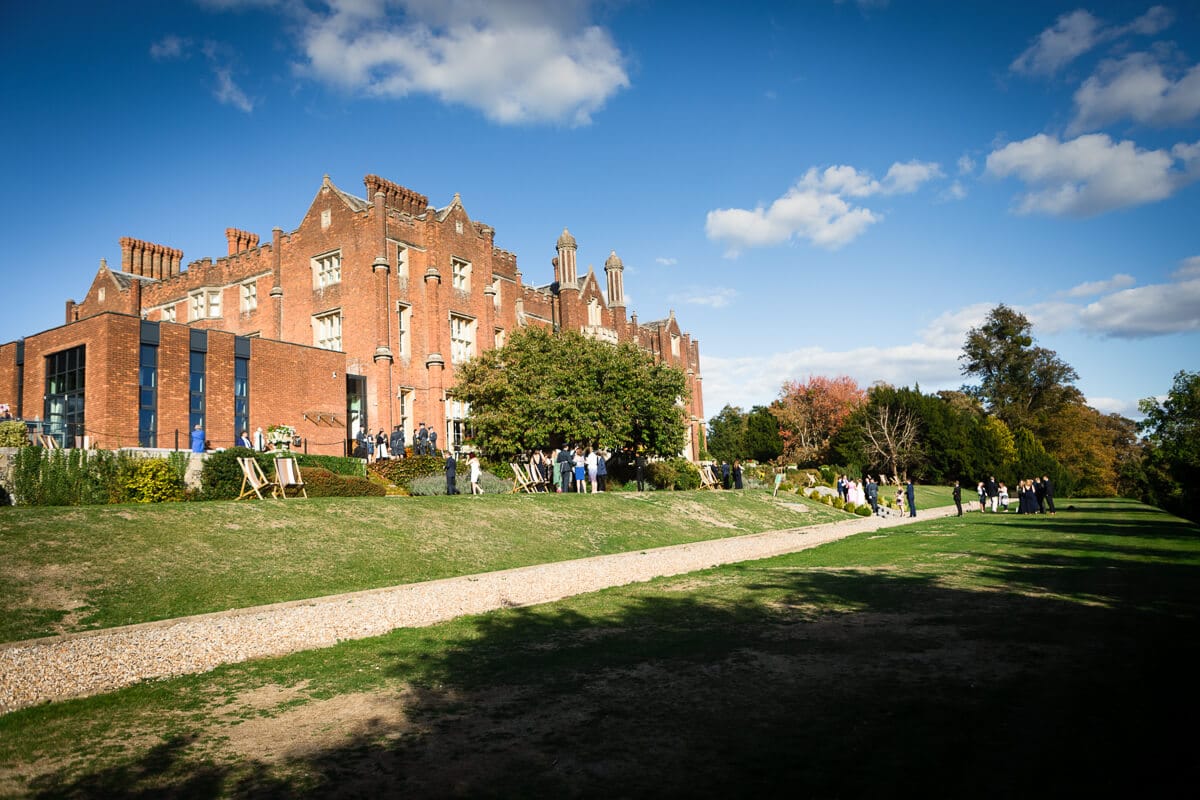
[{"xmin": 2, "ymin": 0, "xmax": 1197, "ymax": 420}]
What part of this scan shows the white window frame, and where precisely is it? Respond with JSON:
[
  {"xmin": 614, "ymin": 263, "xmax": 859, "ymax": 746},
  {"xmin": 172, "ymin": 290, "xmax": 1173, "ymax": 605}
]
[
  {"xmin": 314, "ymin": 309, "xmax": 343, "ymax": 351},
  {"xmin": 206, "ymin": 289, "xmax": 221, "ymax": 319},
  {"xmin": 240, "ymin": 281, "xmax": 257, "ymax": 312},
  {"xmin": 492, "ymin": 276, "xmax": 502, "ymax": 309},
  {"xmin": 396, "ymin": 302, "xmax": 411, "ymax": 359},
  {"xmin": 671, "ymin": 333, "xmax": 680, "ymax": 357},
  {"xmin": 313, "ymin": 250, "xmax": 342, "ymax": 289},
  {"xmin": 394, "ymin": 242, "xmax": 409, "ymax": 281},
  {"xmin": 189, "ymin": 291, "xmax": 206, "ymax": 321},
  {"xmin": 588, "ymin": 298, "xmax": 601, "ymax": 327},
  {"xmin": 162, "ymin": 306, "xmax": 176, "ymax": 323},
  {"xmin": 494, "ymin": 327, "xmax": 506, "ymax": 348},
  {"xmin": 449, "ymin": 313, "xmax": 475, "ymax": 364},
  {"xmin": 451, "ymin": 257, "xmax": 471, "ymax": 292}
]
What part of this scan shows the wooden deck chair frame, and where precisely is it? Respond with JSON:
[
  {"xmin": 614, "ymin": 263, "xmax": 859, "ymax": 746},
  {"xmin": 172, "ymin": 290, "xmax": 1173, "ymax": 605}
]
[
  {"xmin": 237, "ymin": 457, "xmax": 279, "ymax": 500},
  {"xmin": 274, "ymin": 457, "xmax": 308, "ymax": 499},
  {"xmin": 511, "ymin": 463, "xmax": 536, "ymax": 493},
  {"xmin": 526, "ymin": 463, "xmax": 550, "ymax": 492},
  {"xmin": 699, "ymin": 464, "xmax": 720, "ymax": 490}
]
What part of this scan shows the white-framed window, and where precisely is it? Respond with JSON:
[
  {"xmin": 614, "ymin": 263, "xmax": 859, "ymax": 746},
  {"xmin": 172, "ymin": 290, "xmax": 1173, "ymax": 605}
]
[
  {"xmin": 314, "ymin": 309, "xmax": 343, "ymax": 351},
  {"xmin": 492, "ymin": 276, "xmax": 502, "ymax": 309},
  {"xmin": 494, "ymin": 328, "xmax": 506, "ymax": 348},
  {"xmin": 588, "ymin": 298, "xmax": 601, "ymax": 327},
  {"xmin": 397, "ymin": 387, "xmax": 413, "ymax": 441},
  {"xmin": 162, "ymin": 306, "xmax": 176, "ymax": 323},
  {"xmin": 396, "ymin": 302, "xmax": 411, "ymax": 358},
  {"xmin": 313, "ymin": 250, "xmax": 342, "ymax": 289},
  {"xmin": 241, "ymin": 281, "xmax": 257, "ymax": 312},
  {"xmin": 450, "ymin": 314, "xmax": 475, "ymax": 364},
  {"xmin": 394, "ymin": 242, "xmax": 409, "ymax": 280},
  {"xmin": 671, "ymin": 334, "xmax": 680, "ymax": 357},
  {"xmin": 451, "ymin": 257, "xmax": 471, "ymax": 292},
  {"xmin": 189, "ymin": 289, "xmax": 222, "ymax": 320},
  {"xmin": 447, "ymin": 397, "xmax": 472, "ymax": 449}
]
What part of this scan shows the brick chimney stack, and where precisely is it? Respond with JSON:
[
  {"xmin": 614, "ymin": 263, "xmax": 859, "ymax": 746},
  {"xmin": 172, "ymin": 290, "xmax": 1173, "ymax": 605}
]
[
  {"xmin": 119, "ymin": 237, "xmax": 183, "ymax": 279},
  {"xmin": 226, "ymin": 228, "xmax": 259, "ymax": 255}
]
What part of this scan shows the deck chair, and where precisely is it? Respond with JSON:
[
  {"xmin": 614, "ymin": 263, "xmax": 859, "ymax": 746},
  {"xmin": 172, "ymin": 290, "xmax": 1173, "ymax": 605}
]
[
  {"xmin": 511, "ymin": 463, "xmax": 536, "ymax": 493},
  {"xmin": 699, "ymin": 465, "xmax": 720, "ymax": 490},
  {"xmin": 526, "ymin": 463, "xmax": 550, "ymax": 492},
  {"xmin": 237, "ymin": 457, "xmax": 278, "ymax": 500},
  {"xmin": 274, "ymin": 457, "xmax": 308, "ymax": 499}
]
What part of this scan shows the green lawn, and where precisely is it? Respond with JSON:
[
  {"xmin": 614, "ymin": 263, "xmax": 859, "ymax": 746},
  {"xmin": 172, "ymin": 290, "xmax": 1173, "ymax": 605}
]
[
  {"xmin": 1, "ymin": 497, "xmax": 1196, "ymax": 797},
  {"xmin": 0, "ymin": 490, "xmax": 850, "ymax": 643}
]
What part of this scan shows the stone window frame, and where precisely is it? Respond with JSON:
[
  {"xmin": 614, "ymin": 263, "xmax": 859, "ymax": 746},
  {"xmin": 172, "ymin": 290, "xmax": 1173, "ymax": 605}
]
[
  {"xmin": 313, "ymin": 249, "xmax": 342, "ymax": 290},
  {"xmin": 240, "ymin": 280, "xmax": 258, "ymax": 313},
  {"xmin": 449, "ymin": 312, "xmax": 476, "ymax": 365},
  {"xmin": 314, "ymin": 308, "xmax": 343, "ymax": 351},
  {"xmin": 451, "ymin": 257, "xmax": 471, "ymax": 293}
]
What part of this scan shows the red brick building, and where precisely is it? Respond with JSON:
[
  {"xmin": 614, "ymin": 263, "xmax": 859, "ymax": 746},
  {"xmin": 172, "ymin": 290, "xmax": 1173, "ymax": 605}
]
[{"xmin": 0, "ymin": 174, "xmax": 705, "ymax": 457}]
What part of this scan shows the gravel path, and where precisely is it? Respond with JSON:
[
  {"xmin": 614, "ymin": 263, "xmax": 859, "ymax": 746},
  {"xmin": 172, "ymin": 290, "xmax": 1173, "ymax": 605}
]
[{"xmin": 0, "ymin": 505, "xmax": 958, "ymax": 714}]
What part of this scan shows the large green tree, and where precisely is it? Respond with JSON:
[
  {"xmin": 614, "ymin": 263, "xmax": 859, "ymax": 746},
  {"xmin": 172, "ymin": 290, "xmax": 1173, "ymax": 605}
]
[
  {"xmin": 449, "ymin": 327, "xmax": 688, "ymax": 457},
  {"xmin": 1139, "ymin": 370, "xmax": 1200, "ymax": 520},
  {"xmin": 745, "ymin": 405, "xmax": 783, "ymax": 463},
  {"xmin": 706, "ymin": 405, "xmax": 748, "ymax": 463},
  {"xmin": 960, "ymin": 304, "xmax": 1082, "ymax": 433}
]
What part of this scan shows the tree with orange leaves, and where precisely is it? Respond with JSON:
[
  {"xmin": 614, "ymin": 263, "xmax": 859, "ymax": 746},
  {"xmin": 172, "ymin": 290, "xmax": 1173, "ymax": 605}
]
[{"xmin": 769, "ymin": 375, "xmax": 867, "ymax": 465}]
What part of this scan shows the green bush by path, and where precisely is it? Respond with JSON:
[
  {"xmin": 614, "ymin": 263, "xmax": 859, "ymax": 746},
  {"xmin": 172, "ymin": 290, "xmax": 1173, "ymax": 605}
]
[
  {"xmin": 300, "ymin": 468, "xmax": 385, "ymax": 497},
  {"xmin": 0, "ymin": 421, "xmax": 28, "ymax": 447},
  {"xmin": 368, "ymin": 455, "xmax": 445, "ymax": 489},
  {"xmin": 199, "ymin": 447, "xmax": 274, "ymax": 500},
  {"xmin": 296, "ymin": 453, "xmax": 366, "ymax": 477}
]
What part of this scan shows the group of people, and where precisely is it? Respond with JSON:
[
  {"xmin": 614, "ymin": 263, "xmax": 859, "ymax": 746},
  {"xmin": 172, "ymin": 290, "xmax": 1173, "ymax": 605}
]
[
  {"xmin": 356, "ymin": 422, "xmax": 446, "ymax": 463},
  {"xmin": 836, "ymin": 474, "xmax": 917, "ymax": 517},
  {"xmin": 969, "ymin": 475, "xmax": 1055, "ymax": 515}
]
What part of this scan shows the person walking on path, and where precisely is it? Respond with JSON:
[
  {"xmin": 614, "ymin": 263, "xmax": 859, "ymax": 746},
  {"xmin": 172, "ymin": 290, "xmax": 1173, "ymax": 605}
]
[
  {"xmin": 1042, "ymin": 475, "xmax": 1056, "ymax": 514},
  {"xmin": 953, "ymin": 480, "xmax": 963, "ymax": 516},
  {"xmin": 906, "ymin": 479, "xmax": 917, "ymax": 517}
]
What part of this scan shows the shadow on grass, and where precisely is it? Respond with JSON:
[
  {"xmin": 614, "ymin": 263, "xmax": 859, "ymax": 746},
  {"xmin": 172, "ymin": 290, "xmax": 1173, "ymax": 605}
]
[{"xmin": 27, "ymin": 515, "xmax": 1200, "ymax": 799}]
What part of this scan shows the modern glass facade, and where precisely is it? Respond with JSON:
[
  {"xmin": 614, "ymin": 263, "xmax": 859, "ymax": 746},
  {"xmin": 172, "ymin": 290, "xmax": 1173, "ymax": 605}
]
[{"xmin": 44, "ymin": 345, "xmax": 85, "ymax": 446}]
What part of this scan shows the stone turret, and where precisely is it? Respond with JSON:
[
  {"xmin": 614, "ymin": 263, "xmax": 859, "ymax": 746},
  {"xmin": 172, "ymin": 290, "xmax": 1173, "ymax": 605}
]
[{"xmin": 604, "ymin": 249, "xmax": 625, "ymax": 307}]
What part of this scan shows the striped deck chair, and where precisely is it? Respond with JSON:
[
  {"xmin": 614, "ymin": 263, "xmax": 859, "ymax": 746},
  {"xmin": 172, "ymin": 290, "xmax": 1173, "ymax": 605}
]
[
  {"xmin": 526, "ymin": 463, "xmax": 550, "ymax": 492},
  {"xmin": 238, "ymin": 457, "xmax": 279, "ymax": 500},
  {"xmin": 699, "ymin": 464, "xmax": 721, "ymax": 490},
  {"xmin": 275, "ymin": 457, "xmax": 308, "ymax": 499}
]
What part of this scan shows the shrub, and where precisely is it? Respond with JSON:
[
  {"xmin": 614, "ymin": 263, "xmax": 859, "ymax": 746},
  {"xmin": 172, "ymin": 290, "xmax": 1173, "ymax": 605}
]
[
  {"xmin": 200, "ymin": 447, "xmax": 274, "ymax": 500},
  {"xmin": 822, "ymin": 494, "xmax": 833, "ymax": 505},
  {"xmin": 808, "ymin": 489, "xmax": 822, "ymax": 501},
  {"xmin": 855, "ymin": 505, "xmax": 872, "ymax": 516},
  {"xmin": 296, "ymin": 453, "xmax": 366, "ymax": 477},
  {"xmin": 115, "ymin": 458, "xmax": 186, "ymax": 503},
  {"xmin": 844, "ymin": 501, "xmax": 857, "ymax": 514},
  {"xmin": 0, "ymin": 421, "xmax": 29, "ymax": 447},
  {"xmin": 369, "ymin": 455, "xmax": 445, "ymax": 490},
  {"xmin": 832, "ymin": 497, "xmax": 844, "ymax": 510},
  {"xmin": 300, "ymin": 467, "xmax": 385, "ymax": 497},
  {"xmin": 408, "ymin": 470, "xmax": 510, "ymax": 496},
  {"xmin": 645, "ymin": 458, "xmax": 702, "ymax": 491},
  {"xmin": 10, "ymin": 447, "xmax": 118, "ymax": 506}
]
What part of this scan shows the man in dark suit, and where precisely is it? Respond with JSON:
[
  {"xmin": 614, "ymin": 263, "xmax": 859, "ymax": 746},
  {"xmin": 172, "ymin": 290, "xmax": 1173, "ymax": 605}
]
[
  {"xmin": 390, "ymin": 426, "xmax": 405, "ymax": 459},
  {"xmin": 985, "ymin": 475, "xmax": 999, "ymax": 512},
  {"xmin": 1042, "ymin": 475, "xmax": 1055, "ymax": 514},
  {"xmin": 445, "ymin": 451, "xmax": 458, "ymax": 494},
  {"xmin": 953, "ymin": 480, "xmax": 963, "ymax": 516},
  {"xmin": 416, "ymin": 423, "xmax": 428, "ymax": 455},
  {"xmin": 429, "ymin": 429, "xmax": 438, "ymax": 456},
  {"xmin": 721, "ymin": 461, "xmax": 731, "ymax": 490},
  {"xmin": 866, "ymin": 476, "xmax": 879, "ymax": 515},
  {"xmin": 1034, "ymin": 477, "xmax": 1047, "ymax": 513},
  {"xmin": 906, "ymin": 479, "xmax": 917, "ymax": 517},
  {"xmin": 636, "ymin": 450, "xmax": 647, "ymax": 492},
  {"xmin": 557, "ymin": 446, "xmax": 572, "ymax": 493}
]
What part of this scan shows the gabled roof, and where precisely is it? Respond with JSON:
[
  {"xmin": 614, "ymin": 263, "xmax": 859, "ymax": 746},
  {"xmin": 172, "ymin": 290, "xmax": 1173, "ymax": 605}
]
[
  {"xmin": 323, "ymin": 175, "xmax": 370, "ymax": 213},
  {"xmin": 434, "ymin": 192, "xmax": 464, "ymax": 222}
]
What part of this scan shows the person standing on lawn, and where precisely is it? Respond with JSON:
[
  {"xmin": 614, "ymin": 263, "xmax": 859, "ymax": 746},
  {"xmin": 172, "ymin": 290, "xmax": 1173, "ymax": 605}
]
[
  {"xmin": 953, "ymin": 480, "xmax": 963, "ymax": 516},
  {"xmin": 1042, "ymin": 475, "xmax": 1056, "ymax": 514},
  {"xmin": 596, "ymin": 449, "xmax": 608, "ymax": 492},
  {"xmin": 906, "ymin": 479, "xmax": 917, "ymax": 517},
  {"xmin": 444, "ymin": 451, "xmax": 458, "ymax": 495},
  {"xmin": 469, "ymin": 454, "xmax": 482, "ymax": 495},
  {"xmin": 733, "ymin": 460, "xmax": 743, "ymax": 490}
]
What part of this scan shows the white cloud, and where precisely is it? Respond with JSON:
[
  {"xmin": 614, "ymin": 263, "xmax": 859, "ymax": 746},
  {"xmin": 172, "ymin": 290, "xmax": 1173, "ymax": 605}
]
[
  {"xmin": 957, "ymin": 154, "xmax": 976, "ymax": 175},
  {"xmin": 940, "ymin": 181, "xmax": 967, "ymax": 201},
  {"xmin": 1071, "ymin": 52, "xmax": 1200, "ymax": 132},
  {"xmin": 655, "ymin": 257, "xmax": 677, "ymax": 266},
  {"xmin": 1078, "ymin": 271, "xmax": 1200, "ymax": 338},
  {"xmin": 1087, "ymin": 396, "xmax": 1141, "ymax": 416},
  {"xmin": 1011, "ymin": 9, "xmax": 1104, "ymax": 76},
  {"xmin": 985, "ymin": 132, "xmax": 1200, "ymax": 216},
  {"xmin": 1062, "ymin": 273, "xmax": 1136, "ymax": 298},
  {"xmin": 1173, "ymin": 256, "xmax": 1200, "ymax": 280},
  {"xmin": 150, "ymin": 35, "xmax": 253, "ymax": 112},
  {"xmin": 1011, "ymin": 5, "xmax": 1174, "ymax": 77},
  {"xmin": 669, "ymin": 287, "xmax": 737, "ymax": 309},
  {"xmin": 705, "ymin": 160, "xmax": 941, "ymax": 254},
  {"xmin": 150, "ymin": 35, "xmax": 189, "ymax": 61},
  {"xmin": 290, "ymin": 0, "xmax": 629, "ymax": 125}
]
